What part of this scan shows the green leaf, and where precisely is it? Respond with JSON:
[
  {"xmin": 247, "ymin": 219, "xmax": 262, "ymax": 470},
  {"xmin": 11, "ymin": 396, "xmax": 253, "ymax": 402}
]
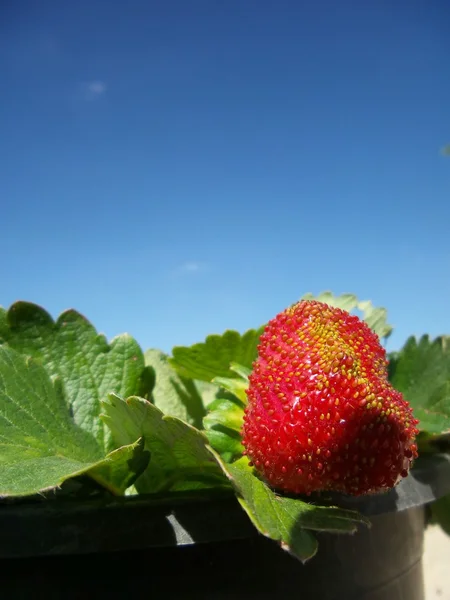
[
  {"xmin": 88, "ymin": 437, "xmax": 150, "ymax": 494},
  {"xmin": 211, "ymin": 376, "xmax": 248, "ymax": 404},
  {"xmin": 144, "ymin": 349, "xmax": 206, "ymax": 428},
  {"xmin": 357, "ymin": 302, "xmax": 392, "ymax": 340},
  {"xmin": 301, "ymin": 291, "xmax": 359, "ymax": 312},
  {"xmin": 203, "ymin": 387, "xmax": 245, "ymax": 462},
  {"xmin": 203, "ymin": 430, "xmax": 244, "ymax": 463},
  {"xmin": 0, "ymin": 346, "xmax": 147, "ymax": 497},
  {"xmin": 212, "ymin": 454, "xmax": 369, "ymax": 563},
  {"xmin": 0, "ymin": 302, "xmax": 152, "ymax": 451},
  {"xmin": 417, "ymin": 432, "xmax": 450, "ymax": 455},
  {"xmin": 0, "ymin": 308, "xmax": 6, "ymax": 337},
  {"xmin": 388, "ymin": 336, "xmax": 450, "ymax": 435},
  {"xmin": 430, "ymin": 494, "xmax": 450, "ymax": 536},
  {"xmin": 203, "ymin": 364, "xmax": 250, "ymax": 462},
  {"xmin": 414, "ymin": 404, "xmax": 450, "ymax": 435},
  {"xmin": 204, "ymin": 398, "xmax": 245, "ymax": 431},
  {"xmin": 101, "ymin": 394, "xmax": 228, "ymax": 494},
  {"xmin": 193, "ymin": 380, "xmax": 226, "ymax": 408},
  {"xmin": 229, "ymin": 362, "xmax": 251, "ymax": 381},
  {"xmin": 301, "ymin": 291, "xmax": 393, "ymax": 340},
  {"xmin": 170, "ymin": 328, "xmax": 264, "ymax": 382},
  {"xmin": 169, "ymin": 293, "xmax": 392, "ymax": 389}
]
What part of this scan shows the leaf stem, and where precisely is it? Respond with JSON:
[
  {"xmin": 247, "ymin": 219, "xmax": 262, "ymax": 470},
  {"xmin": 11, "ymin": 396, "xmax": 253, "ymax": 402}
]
[{"xmin": 87, "ymin": 472, "xmax": 124, "ymax": 496}]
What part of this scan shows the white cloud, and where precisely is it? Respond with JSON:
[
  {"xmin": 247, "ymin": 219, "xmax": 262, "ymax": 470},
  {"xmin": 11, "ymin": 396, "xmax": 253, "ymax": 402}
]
[
  {"xmin": 83, "ymin": 80, "xmax": 107, "ymax": 100},
  {"xmin": 171, "ymin": 261, "xmax": 209, "ymax": 277},
  {"xmin": 182, "ymin": 262, "xmax": 202, "ymax": 273}
]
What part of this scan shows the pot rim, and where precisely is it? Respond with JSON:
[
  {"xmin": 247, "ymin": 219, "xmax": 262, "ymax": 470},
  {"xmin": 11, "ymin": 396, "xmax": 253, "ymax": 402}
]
[{"xmin": 0, "ymin": 453, "xmax": 449, "ymax": 559}]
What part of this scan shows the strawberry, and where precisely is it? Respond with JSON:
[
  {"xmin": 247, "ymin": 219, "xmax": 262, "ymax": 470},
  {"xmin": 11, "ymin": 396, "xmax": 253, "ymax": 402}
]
[{"xmin": 241, "ymin": 300, "xmax": 419, "ymax": 496}]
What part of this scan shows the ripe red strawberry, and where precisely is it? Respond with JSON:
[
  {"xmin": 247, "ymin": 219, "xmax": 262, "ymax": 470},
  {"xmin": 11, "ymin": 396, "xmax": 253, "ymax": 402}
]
[{"xmin": 241, "ymin": 300, "xmax": 419, "ymax": 496}]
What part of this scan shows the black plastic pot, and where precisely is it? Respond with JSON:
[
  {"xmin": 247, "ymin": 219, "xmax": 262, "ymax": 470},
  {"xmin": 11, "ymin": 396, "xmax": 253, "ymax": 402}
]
[{"xmin": 1, "ymin": 455, "xmax": 450, "ymax": 600}]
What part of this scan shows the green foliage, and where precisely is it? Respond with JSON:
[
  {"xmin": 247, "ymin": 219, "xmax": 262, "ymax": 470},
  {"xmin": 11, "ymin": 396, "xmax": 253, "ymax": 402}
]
[
  {"xmin": 212, "ymin": 453, "xmax": 370, "ymax": 563},
  {"xmin": 203, "ymin": 395, "xmax": 245, "ymax": 462},
  {"xmin": 211, "ymin": 376, "xmax": 248, "ymax": 404},
  {"xmin": 301, "ymin": 291, "xmax": 393, "ymax": 340},
  {"xmin": 0, "ymin": 346, "xmax": 147, "ymax": 497},
  {"xmin": 1, "ymin": 292, "xmax": 450, "ymax": 557},
  {"xmin": 170, "ymin": 292, "xmax": 391, "ymax": 393},
  {"xmin": 144, "ymin": 349, "xmax": 207, "ymax": 429},
  {"xmin": 201, "ymin": 362, "xmax": 249, "ymax": 462},
  {"xmin": 388, "ymin": 336, "xmax": 450, "ymax": 435},
  {"xmin": 101, "ymin": 394, "xmax": 228, "ymax": 493},
  {"xmin": 0, "ymin": 302, "xmax": 152, "ymax": 451},
  {"xmin": 171, "ymin": 328, "xmax": 263, "ymax": 382}
]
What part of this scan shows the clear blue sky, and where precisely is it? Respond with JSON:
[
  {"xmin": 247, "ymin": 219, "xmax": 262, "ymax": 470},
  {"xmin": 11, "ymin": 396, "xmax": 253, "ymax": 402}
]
[{"xmin": 2, "ymin": 0, "xmax": 449, "ymax": 354}]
